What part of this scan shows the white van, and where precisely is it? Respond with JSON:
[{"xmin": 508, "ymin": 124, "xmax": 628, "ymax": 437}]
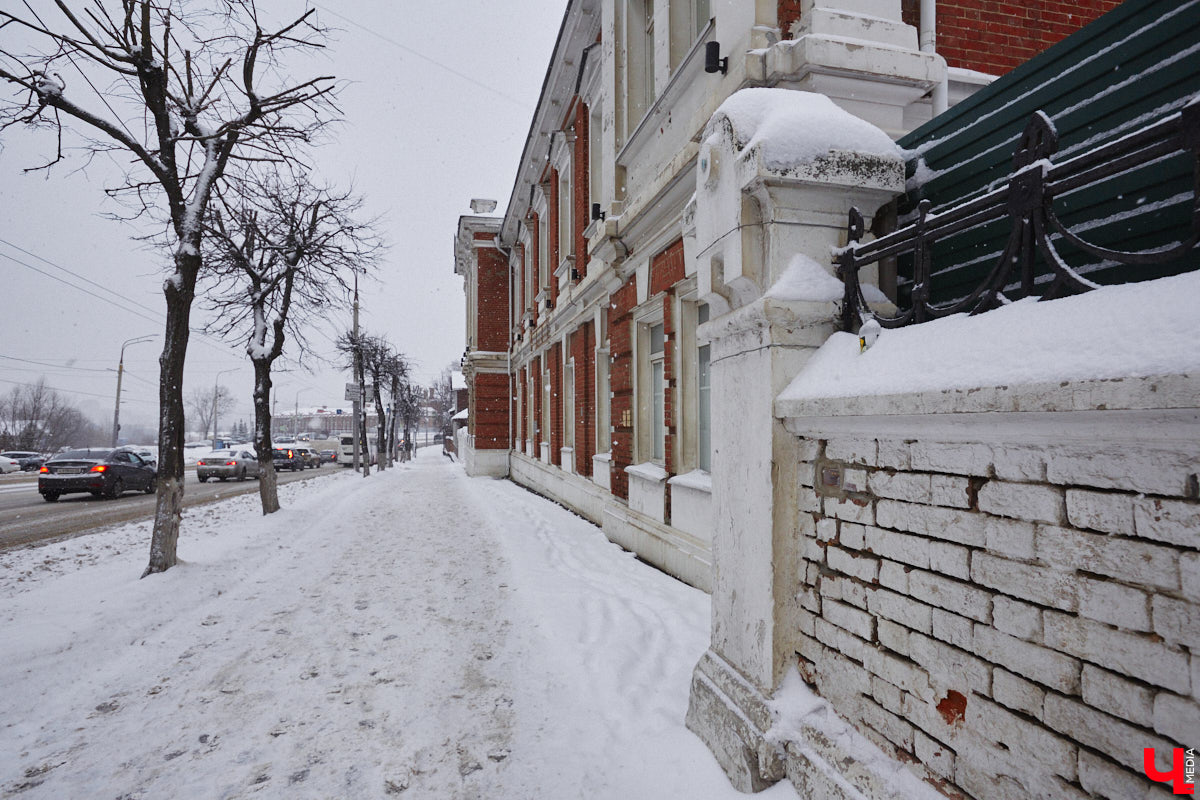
[{"xmin": 337, "ymin": 432, "xmax": 377, "ymax": 466}]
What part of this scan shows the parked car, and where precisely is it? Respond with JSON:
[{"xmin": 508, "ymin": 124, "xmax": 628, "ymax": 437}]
[
  {"xmin": 1, "ymin": 451, "xmax": 45, "ymax": 471},
  {"xmin": 319, "ymin": 449, "xmax": 337, "ymax": 464},
  {"xmin": 196, "ymin": 449, "xmax": 260, "ymax": 482},
  {"xmin": 116, "ymin": 446, "xmax": 157, "ymax": 469},
  {"xmin": 38, "ymin": 448, "xmax": 156, "ymax": 501},
  {"xmin": 271, "ymin": 447, "xmax": 302, "ymax": 472},
  {"xmin": 292, "ymin": 446, "xmax": 321, "ymax": 469},
  {"xmin": 0, "ymin": 454, "xmax": 20, "ymax": 474}
]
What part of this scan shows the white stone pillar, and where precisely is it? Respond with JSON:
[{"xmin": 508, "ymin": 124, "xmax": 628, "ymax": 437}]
[{"xmin": 685, "ymin": 89, "xmax": 903, "ymax": 791}]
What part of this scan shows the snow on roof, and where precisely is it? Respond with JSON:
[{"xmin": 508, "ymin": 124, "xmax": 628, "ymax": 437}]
[
  {"xmin": 779, "ymin": 271, "xmax": 1200, "ymax": 403},
  {"xmin": 451, "ymin": 371, "xmax": 467, "ymax": 390},
  {"xmin": 451, "ymin": 408, "xmax": 468, "ymax": 420},
  {"xmin": 709, "ymin": 88, "xmax": 901, "ymax": 170}
]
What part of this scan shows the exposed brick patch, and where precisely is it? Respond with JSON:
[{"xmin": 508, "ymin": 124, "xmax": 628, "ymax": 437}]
[
  {"xmin": 572, "ymin": 99, "xmax": 590, "ymax": 280},
  {"xmin": 936, "ymin": 690, "xmax": 967, "ymax": 727}
]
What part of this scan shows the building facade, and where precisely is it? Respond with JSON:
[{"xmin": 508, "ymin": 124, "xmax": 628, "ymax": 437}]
[{"xmin": 454, "ymin": 0, "xmax": 1200, "ymax": 797}]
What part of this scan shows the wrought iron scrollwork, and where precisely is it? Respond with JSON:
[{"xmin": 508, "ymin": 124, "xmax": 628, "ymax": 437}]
[{"xmin": 838, "ymin": 94, "xmax": 1200, "ymax": 333}]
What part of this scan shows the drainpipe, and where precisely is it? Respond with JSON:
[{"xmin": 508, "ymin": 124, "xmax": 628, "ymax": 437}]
[{"xmin": 921, "ymin": 0, "xmax": 948, "ymax": 116}]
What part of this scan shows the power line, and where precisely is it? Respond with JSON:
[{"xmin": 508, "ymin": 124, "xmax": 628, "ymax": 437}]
[
  {"xmin": 0, "ymin": 376, "xmax": 153, "ymax": 404},
  {"xmin": 0, "ymin": 354, "xmax": 113, "ymax": 373},
  {"xmin": 312, "ymin": 3, "xmax": 535, "ymax": 111}
]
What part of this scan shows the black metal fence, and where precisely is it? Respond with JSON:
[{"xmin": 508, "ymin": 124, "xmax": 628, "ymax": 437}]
[{"xmin": 836, "ymin": 95, "xmax": 1200, "ymax": 333}]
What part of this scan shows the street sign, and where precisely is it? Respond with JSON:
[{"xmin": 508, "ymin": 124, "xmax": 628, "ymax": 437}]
[{"xmin": 344, "ymin": 384, "xmax": 359, "ymax": 401}]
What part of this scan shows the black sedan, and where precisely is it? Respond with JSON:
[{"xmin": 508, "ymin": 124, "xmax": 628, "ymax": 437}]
[
  {"xmin": 38, "ymin": 448, "xmax": 157, "ymax": 502},
  {"xmin": 271, "ymin": 447, "xmax": 303, "ymax": 472}
]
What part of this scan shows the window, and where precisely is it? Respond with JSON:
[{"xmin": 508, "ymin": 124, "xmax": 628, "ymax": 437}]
[
  {"xmin": 564, "ymin": 357, "xmax": 575, "ymax": 449},
  {"xmin": 670, "ymin": 0, "xmax": 712, "ymax": 70},
  {"xmin": 625, "ymin": 0, "xmax": 656, "ymax": 136},
  {"xmin": 597, "ymin": 347, "xmax": 611, "ymax": 453},
  {"xmin": 539, "ymin": 209, "xmax": 550, "ymax": 291},
  {"xmin": 542, "ymin": 366, "xmax": 552, "ymax": 446},
  {"xmin": 697, "ymin": 303, "xmax": 711, "ymax": 471},
  {"xmin": 559, "ymin": 172, "xmax": 572, "ymax": 261},
  {"xmin": 589, "ymin": 104, "xmax": 603, "ymax": 214},
  {"xmin": 650, "ymin": 324, "xmax": 665, "ymax": 461}
]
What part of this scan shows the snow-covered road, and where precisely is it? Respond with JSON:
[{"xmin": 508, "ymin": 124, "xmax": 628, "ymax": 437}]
[{"xmin": 0, "ymin": 447, "xmax": 798, "ymax": 799}]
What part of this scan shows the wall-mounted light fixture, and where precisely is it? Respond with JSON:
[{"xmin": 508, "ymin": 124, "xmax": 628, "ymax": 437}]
[
  {"xmin": 705, "ymin": 41, "xmax": 728, "ymax": 75},
  {"xmin": 571, "ymin": 268, "xmax": 581, "ymax": 281},
  {"xmin": 591, "ymin": 202, "xmax": 605, "ymax": 221}
]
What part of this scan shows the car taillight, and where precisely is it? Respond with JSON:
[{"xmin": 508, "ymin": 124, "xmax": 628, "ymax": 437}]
[
  {"xmin": 90, "ymin": 465, "xmax": 107, "ymax": 473},
  {"xmin": 39, "ymin": 465, "xmax": 49, "ymax": 473},
  {"xmin": 226, "ymin": 461, "xmax": 237, "ymax": 466}
]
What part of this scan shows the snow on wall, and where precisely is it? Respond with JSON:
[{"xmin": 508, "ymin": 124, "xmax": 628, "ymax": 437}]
[{"xmin": 780, "ymin": 270, "xmax": 1200, "ymax": 402}]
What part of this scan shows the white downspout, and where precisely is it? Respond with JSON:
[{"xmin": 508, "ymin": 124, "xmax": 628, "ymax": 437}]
[{"xmin": 921, "ymin": 0, "xmax": 949, "ymax": 115}]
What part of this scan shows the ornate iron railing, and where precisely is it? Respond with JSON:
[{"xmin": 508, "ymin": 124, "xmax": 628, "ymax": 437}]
[{"xmin": 837, "ymin": 95, "xmax": 1200, "ymax": 333}]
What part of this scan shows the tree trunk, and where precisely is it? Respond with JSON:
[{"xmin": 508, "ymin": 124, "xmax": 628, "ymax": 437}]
[
  {"xmin": 373, "ymin": 387, "xmax": 387, "ymax": 472},
  {"xmin": 143, "ymin": 250, "xmax": 197, "ymax": 577},
  {"xmin": 356, "ymin": 347, "xmax": 370, "ymax": 476},
  {"xmin": 253, "ymin": 358, "xmax": 280, "ymax": 514}
]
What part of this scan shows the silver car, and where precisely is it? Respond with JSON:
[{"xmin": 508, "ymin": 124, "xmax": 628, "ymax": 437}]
[{"xmin": 196, "ymin": 449, "xmax": 260, "ymax": 482}]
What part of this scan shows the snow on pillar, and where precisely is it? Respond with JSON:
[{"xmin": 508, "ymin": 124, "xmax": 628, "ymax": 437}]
[{"xmin": 685, "ymin": 88, "xmax": 903, "ymax": 792}]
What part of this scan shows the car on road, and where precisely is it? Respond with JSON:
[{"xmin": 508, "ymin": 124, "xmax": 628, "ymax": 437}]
[
  {"xmin": 319, "ymin": 449, "xmax": 337, "ymax": 464},
  {"xmin": 38, "ymin": 448, "xmax": 156, "ymax": 502},
  {"xmin": 293, "ymin": 446, "xmax": 321, "ymax": 469},
  {"xmin": 0, "ymin": 454, "xmax": 20, "ymax": 474},
  {"xmin": 271, "ymin": 447, "xmax": 303, "ymax": 472},
  {"xmin": 1, "ymin": 451, "xmax": 45, "ymax": 472},
  {"xmin": 197, "ymin": 449, "xmax": 260, "ymax": 482}
]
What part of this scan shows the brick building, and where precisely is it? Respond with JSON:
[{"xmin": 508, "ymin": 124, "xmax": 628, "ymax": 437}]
[{"xmin": 455, "ymin": 0, "xmax": 1196, "ymax": 797}]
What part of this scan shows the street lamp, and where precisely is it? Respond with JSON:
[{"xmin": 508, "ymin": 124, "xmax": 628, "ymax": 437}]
[
  {"xmin": 211, "ymin": 368, "xmax": 237, "ymax": 450},
  {"xmin": 112, "ymin": 335, "xmax": 155, "ymax": 447},
  {"xmin": 294, "ymin": 388, "xmax": 311, "ymax": 437}
]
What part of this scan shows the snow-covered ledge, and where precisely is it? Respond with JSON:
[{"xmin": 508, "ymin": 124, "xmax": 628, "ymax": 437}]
[
  {"xmin": 539, "ymin": 441, "xmax": 551, "ymax": 465},
  {"xmin": 560, "ymin": 446, "xmax": 574, "ymax": 474},
  {"xmin": 625, "ymin": 462, "xmax": 668, "ymax": 523},
  {"xmin": 668, "ymin": 470, "xmax": 713, "ymax": 543},
  {"xmin": 592, "ymin": 451, "xmax": 611, "ymax": 491}
]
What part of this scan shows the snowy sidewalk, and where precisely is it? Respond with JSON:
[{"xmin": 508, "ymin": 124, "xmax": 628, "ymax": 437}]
[{"xmin": 0, "ymin": 447, "xmax": 798, "ymax": 799}]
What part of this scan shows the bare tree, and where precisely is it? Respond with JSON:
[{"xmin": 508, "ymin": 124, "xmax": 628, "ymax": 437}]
[
  {"xmin": 0, "ymin": 2, "xmax": 336, "ymax": 575},
  {"xmin": 186, "ymin": 384, "xmax": 233, "ymax": 440},
  {"xmin": 202, "ymin": 171, "xmax": 378, "ymax": 512},
  {"xmin": 429, "ymin": 365, "xmax": 458, "ymax": 438},
  {"xmin": 0, "ymin": 379, "xmax": 104, "ymax": 452},
  {"xmin": 381, "ymin": 350, "xmax": 411, "ymax": 466}
]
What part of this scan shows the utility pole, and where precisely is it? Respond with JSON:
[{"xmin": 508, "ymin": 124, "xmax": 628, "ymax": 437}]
[
  {"xmin": 294, "ymin": 388, "xmax": 310, "ymax": 438},
  {"xmin": 212, "ymin": 368, "xmax": 237, "ymax": 450},
  {"xmin": 352, "ymin": 268, "xmax": 362, "ymax": 473},
  {"xmin": 111, "ymin": 335, "xmax": 154, "ymax": 447}
]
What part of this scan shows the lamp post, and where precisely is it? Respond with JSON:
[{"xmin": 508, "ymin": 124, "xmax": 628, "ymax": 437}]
[
  {"xmin": 112, "ymin": 335, "xmax": 154, "ymax": 447},
  {"xmin": 211, "ymin": 368, "xmax": 237, "ymax": 450},
  {"xmin": 294, "ymin": 388, "xmax": 310, "ymax": 437}
]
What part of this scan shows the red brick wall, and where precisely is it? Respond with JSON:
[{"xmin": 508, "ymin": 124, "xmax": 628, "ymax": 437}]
[
  {"xmin": 573, "ymin": 100, "xmax": 590, "ymax": 281},
  {"xmin": 549, "ymin": 342, "xmax": 563, "ymax": 465},
  {"xmin": 514, "ymin": 243, "xmax": 524, "ymax": 341},
  {"xmin": 895, "ymin": 0, "xmax": 1118, "ymax": 75},
  {"xmin": 475, "ymin": 239, "xmax": 509, "ymax": 353},
  {"xmin": 608, "ymin": 276, "xmax": 637, "ymax": 499},
  {"xmin": 528, "ymin": 212, "xmax": 540, "ymax": 328},
  {"xmin": 783, "ymin": 1, "xmax": 1117, "ymax": 74},
  {"xmin": 548, "ymin": 170, "xmax": 560, "ymax": 309},
  {"xmin": 650, "ymin": 238, "xmax": 685, "ymax": 296},
  {"xmin": 532, "ymin": 354, "xmax": 542, "ymax": 444},
  {"xmin": 571, "ymin": 324, "xmax": 595, "ymax": 476},
  {"xmin": 470, "ymin": 372, "xmax": 509, "ymax": 449}
]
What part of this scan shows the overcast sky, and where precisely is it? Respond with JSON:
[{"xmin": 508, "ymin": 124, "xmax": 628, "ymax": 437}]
[{"xmin": 0, "ymin": 1, "xmax": 565, "ymax": 437}]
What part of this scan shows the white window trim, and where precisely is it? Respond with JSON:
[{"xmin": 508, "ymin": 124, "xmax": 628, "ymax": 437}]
[{"xmin": 632, "ymin": 302, "xmax": 666, "ymax": 466}]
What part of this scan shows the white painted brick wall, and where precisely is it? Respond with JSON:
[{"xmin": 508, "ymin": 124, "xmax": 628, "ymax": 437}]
[
  {"xmin": 978, "ymin": 481, "xmax": 1065, "ymax": 525},
  {"xmin": 784, "ymin": 429, "xmax": 1198, "ymax": 800},
  {"xmin": 1080, "ymin": 665, "xmax": 1154, "ymax": 729},
  {"xmin": 1076, "ymin": 576, "xmax": 1150, "ymax": 631},
  {"xmin": 1043, "ymin": 611, "xmax": 1191, "ymax": 694}
]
